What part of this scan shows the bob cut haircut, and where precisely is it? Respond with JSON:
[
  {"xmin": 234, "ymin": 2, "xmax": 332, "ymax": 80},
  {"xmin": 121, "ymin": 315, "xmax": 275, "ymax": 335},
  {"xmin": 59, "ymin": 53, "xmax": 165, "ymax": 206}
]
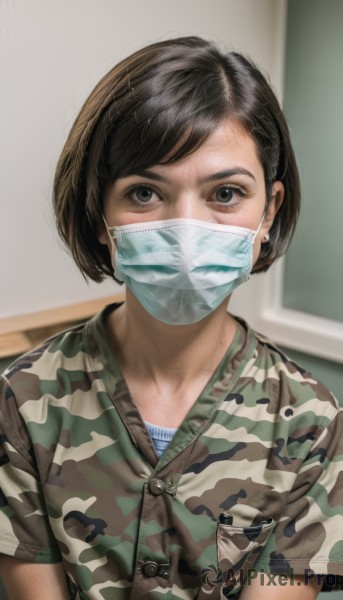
[{"xmin": 53, "ymin": 36, "xmax": 300, "ymax": 282}]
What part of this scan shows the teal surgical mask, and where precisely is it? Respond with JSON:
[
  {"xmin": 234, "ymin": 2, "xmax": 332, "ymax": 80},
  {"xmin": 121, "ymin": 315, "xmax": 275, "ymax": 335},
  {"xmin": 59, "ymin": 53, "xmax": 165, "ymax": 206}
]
[{"xmin": 103, "ymin": 217, "xmax": 263, "ymax": 325}]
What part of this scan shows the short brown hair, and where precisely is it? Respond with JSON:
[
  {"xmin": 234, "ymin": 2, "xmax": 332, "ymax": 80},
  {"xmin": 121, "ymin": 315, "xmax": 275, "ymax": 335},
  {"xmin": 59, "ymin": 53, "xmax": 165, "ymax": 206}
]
[{"xmin": 53, "ymin": 36, "xmax": 300, "ymax": 282}]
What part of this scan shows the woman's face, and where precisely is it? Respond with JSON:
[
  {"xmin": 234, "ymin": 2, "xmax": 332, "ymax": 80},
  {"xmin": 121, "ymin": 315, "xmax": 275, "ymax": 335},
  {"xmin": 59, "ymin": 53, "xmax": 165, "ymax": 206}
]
[{"xmin": 100, "ymin": 118, "xmax": 283, "ymax": 266}]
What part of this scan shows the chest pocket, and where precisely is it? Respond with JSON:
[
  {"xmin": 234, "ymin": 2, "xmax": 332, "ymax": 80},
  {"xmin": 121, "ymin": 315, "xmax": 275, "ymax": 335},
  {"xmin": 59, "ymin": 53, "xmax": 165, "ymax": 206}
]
[{"xmin": 216, "ymin": 517, "xmax": 274, "ymax": 598}]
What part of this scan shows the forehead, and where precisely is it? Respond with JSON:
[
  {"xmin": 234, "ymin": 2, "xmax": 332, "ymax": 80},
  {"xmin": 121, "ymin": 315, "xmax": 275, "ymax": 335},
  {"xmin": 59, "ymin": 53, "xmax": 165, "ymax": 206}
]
[{"xmin": 154, "ymin": 118, "xmax": 264, "ymax": 178}]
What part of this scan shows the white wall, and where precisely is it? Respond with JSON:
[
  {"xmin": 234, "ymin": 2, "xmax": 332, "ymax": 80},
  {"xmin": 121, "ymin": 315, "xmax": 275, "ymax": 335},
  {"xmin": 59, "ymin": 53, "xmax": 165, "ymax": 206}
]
[{"xmin": 0, "ymin": 0, "xmax": 287, "ymax": 318}]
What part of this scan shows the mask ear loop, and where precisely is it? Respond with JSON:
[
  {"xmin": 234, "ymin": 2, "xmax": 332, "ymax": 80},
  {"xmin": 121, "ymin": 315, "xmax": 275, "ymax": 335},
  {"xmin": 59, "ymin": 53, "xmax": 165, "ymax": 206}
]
[
  {"xmin": 252, "ymin": 208, "xmax": 267, "ymax": 244},
  {"xmin": 102, "ymin": 216, "xmax": 123, "ymax": 281}
]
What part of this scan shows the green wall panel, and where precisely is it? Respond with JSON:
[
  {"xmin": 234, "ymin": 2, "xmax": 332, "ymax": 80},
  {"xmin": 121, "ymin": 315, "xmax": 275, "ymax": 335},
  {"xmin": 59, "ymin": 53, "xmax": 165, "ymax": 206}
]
[{"xmin": 283, "ymin": 0, "xmax": 343, "ymax": 322}]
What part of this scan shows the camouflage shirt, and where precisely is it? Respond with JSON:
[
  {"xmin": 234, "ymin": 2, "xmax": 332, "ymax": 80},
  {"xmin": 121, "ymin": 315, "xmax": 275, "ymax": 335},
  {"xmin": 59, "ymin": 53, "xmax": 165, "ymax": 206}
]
[{"xmin": 0, "ymin": 303, "xmax": 342, "ymax": 599}]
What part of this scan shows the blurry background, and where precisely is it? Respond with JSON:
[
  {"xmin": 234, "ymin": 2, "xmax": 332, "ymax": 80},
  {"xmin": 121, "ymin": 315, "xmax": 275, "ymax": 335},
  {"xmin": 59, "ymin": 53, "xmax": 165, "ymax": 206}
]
[{"xmin": 0, "ymin": 0, "xmax": 342, "ymax": 597}]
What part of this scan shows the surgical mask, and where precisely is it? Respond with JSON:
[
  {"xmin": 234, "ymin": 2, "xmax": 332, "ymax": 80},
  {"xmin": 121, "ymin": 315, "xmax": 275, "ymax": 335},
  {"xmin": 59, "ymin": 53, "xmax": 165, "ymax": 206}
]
[{"xmin": 103, "ymin": 217, "xmax": 263, "ymax": 325}]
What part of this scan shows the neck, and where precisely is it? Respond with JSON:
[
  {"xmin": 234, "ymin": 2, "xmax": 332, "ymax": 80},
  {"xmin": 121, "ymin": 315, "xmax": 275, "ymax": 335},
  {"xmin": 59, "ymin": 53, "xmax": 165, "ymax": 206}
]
[{"xmin": 106, "ymin": 290, "xmax": 237, "ymax": 385}]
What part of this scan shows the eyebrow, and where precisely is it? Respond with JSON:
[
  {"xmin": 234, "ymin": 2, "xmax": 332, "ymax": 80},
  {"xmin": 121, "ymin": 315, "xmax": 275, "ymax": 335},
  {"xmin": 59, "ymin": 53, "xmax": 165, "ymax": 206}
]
[{"xmin": 129, "ymin": 167, "xmax": 256, "ymax": 184}]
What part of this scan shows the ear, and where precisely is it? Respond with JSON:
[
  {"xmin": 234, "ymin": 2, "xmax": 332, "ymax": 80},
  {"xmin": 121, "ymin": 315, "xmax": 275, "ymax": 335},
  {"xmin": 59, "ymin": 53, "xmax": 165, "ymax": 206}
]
[
  {"xmin": 260, "ymin": 181, "xmax": 284, "ymax": 241},
  {"xmin": 97, "ymin": 218, "xmax": 110, "ymax": 246}
]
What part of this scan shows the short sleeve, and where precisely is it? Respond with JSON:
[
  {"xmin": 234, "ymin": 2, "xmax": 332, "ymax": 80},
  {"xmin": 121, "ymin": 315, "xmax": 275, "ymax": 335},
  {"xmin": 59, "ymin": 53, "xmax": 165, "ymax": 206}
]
[
  {"xmin": 254, "ymin": 405, "xmax": 343, "ymax": 590},
  {"xmin": 0, "ymin": 374, "xmax": 61, "ymax": 563}
]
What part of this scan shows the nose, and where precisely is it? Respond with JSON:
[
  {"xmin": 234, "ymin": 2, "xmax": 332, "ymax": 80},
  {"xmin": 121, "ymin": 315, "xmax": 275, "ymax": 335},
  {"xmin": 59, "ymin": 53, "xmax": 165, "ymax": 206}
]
[{"xmin": 166, "ymin": 195, "xmax": 210, "ymax": 221}]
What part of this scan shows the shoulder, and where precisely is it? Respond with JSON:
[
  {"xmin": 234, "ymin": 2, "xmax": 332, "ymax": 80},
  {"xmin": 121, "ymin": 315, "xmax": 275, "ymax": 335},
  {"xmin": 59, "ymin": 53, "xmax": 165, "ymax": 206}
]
[
  {"xmin": 0, "ymin": 302, "xmax": 122, "ymax": 407},
  {"xmin": 0, "ymin": 304, "xmax": 122, "ymax": 447},
  {"xmin": 0, "ymin": 320, "xmax": 94, "ymax": 458},
  {"xmin": 236, "ymin": 317, "xmax": 340, "ymax": 418},
  {"xmin": 0, "ymin": 310, "xmax": 115, "ymax": 472},
  {"xmin": 0, "ymin": 300, "xmax": 118, "ymax": 435},
  {"xmin": 0, "ymin": 319, "xmax": 90, "ymax": 408}
]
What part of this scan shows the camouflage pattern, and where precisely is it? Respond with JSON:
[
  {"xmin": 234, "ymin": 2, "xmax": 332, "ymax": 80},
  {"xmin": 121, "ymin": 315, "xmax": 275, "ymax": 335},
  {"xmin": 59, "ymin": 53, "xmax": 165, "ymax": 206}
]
[{"xmin": 0, "ymin": 302, "xmax": 342, "ymax": 599}]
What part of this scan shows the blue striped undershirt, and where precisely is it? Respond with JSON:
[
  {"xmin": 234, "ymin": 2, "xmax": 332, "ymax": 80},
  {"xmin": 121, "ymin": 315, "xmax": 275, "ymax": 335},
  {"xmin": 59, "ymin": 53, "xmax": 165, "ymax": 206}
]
[{"xmin": 145, "ymin": 421, "xmax": 177, "ymax": 458}]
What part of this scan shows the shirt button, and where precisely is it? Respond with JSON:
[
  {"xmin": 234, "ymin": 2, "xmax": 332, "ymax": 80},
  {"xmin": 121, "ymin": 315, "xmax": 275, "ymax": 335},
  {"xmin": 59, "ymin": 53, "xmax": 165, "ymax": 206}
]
[
  {"xmin": 142, "ymin": 561, "xmax": 159, "ymax": 577},
  {"xmin": 158, "ymin": 566, "xmax": 170, "ymax": 579},
  {"xmin": 149, "ymin": 478, "xmax": 165, "ymax": 495}
]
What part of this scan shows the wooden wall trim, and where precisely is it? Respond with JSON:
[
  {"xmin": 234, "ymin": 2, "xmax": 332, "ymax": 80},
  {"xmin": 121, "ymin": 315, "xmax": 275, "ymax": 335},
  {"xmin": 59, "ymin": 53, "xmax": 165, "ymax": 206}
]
[{"xmin": 0, "ymin": 295, "xmax": 124, "ymax": 359}]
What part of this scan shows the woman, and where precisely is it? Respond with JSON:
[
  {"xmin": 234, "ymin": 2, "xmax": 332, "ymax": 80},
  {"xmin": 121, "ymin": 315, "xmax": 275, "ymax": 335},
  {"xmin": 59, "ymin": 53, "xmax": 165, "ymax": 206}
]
[{"xmin": 0, "ymin": 37, "xmax": 342, "ymax": 600}]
